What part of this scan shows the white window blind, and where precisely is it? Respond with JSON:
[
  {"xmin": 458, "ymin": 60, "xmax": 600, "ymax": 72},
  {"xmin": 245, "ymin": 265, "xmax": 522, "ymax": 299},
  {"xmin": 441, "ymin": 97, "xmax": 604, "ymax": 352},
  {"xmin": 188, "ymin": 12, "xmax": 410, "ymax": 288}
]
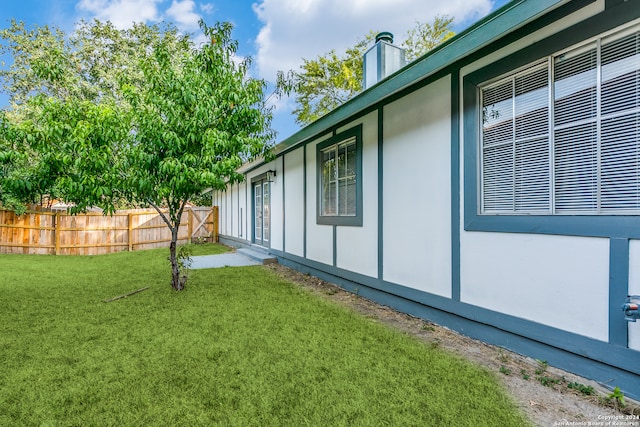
[
  {"xmin": 321, "ymin": 136, "xmax": 357, "ymax": 217},
  {"xmin": 601, "ymin": 31, "xmax": 640, "ymax": 211},
  {"xmin": 480, "ymin": 24, "xmax": 640, "ymax": 215},
  {"xmin": 554, "ymin": 44, "xmax": 598, "ymax": 213},
  {"xmin": 482, "ymin": 64, "xmax": 549, "ymax": 212}
]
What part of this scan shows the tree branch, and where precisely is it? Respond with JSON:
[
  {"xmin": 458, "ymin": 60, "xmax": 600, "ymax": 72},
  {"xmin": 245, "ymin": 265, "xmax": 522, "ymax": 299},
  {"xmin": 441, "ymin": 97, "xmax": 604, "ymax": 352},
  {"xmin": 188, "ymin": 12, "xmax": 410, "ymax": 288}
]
[
  {"xmin": 148, "ymin": 200, "xmax": 174, "ymax": 230},
  {"xmin": 103, "ymin": 286, "xmax": 149, "ymax": 303}
]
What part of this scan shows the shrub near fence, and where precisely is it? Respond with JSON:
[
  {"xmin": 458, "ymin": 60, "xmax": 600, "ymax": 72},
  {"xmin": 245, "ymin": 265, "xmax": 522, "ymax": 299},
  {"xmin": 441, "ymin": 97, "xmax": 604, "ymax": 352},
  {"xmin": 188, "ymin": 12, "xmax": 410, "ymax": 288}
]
[{"xmin": 0, "ymin": 207, "xmax": 218, "ymax": 255}]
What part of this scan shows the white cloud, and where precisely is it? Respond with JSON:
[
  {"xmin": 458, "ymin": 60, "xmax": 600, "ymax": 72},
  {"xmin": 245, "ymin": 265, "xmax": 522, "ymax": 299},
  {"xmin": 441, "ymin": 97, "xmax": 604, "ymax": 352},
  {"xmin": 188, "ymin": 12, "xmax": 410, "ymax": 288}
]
[
  {"xmin": 200, "ymin": 3, "xmax": 215, "ymax": 15},
  {"xmin": 76, "ymin": 0, "xmax": 162, "ymax": 28},
  {"xmin": 253, "ymin": 0, "xmax": 493, "ymax": 82},
  {"xmin": 73, "ymin": 0, "xmax": 498, "ymax": 138},
  {"xmin": 166, "ymin": 0, "xmax": 201, "ymax": 31},
  {"xmin": 77, "ymin": 0, "xmax": 209, "ymax": 33}
]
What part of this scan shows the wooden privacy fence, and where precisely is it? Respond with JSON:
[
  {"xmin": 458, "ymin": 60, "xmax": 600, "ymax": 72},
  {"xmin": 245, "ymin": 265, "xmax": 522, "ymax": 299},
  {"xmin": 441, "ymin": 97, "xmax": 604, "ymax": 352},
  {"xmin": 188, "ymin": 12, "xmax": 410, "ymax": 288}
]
[{"xmin": 0, "ymin": 206, "xmax": 219, "ymax": 255}]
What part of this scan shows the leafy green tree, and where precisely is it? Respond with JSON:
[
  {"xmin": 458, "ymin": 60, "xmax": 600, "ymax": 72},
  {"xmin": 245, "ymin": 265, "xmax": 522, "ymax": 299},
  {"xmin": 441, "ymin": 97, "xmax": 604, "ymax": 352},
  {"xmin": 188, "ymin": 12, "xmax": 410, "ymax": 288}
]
[
  {"xmin": 120, "ymin": 21, "xmax": 274, "ymax": 290},
  {"xmin": 1, "ymin": 107, "xmax": 63, "ymax": 214},
  {"xmin": 0, "ymin": 20, "xmax": 187, "ymax": 209},
  {"xmin": 279, "ymin": 15, "xmax": 455, "ymax": 125},
  {"xmin": 401, "ymin": 15, "xmax": 455, "ymax": 62},
  {"xmin": 0, "ymin": 20, "xmax": 274, "ymax": 290},
  {"xmin": 0, "ymin": 111, "xmax": 29, "ymax": 214},
  {"xmin": 4, "ymin": 96, "xmax": 130, "ymax": 214},
  {"xmin": 278, "ymin": 35, "xmax": 373, "ymax": 125},
  {"xmin": 0, "ymin": 21, "xmax": 73, "ymax": 107},
  {"xmin": 0, "ymin": 19, "xmax": 180, "ymax": 110}
]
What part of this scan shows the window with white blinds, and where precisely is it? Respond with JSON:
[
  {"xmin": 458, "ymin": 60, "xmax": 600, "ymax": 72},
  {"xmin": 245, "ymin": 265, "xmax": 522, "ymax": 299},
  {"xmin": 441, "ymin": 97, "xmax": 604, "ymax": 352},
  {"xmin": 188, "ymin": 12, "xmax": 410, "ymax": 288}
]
[
  {"xmin": 320, "ymin": 137, "xmax": 357, "ymax": 217},
  {"xmin": 316, "ymin": 125, "xmax": 363, "ymax": 226},
  {"xmin": 480, "ymin": 25, "xmax": 640, "ymax": 215}
]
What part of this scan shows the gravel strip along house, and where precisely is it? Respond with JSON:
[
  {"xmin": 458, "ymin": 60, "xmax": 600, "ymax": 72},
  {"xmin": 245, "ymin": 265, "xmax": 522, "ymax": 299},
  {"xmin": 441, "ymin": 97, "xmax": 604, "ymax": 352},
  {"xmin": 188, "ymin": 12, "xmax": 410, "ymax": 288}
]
[{"xmin": 214, "ymin": 0, "xmax": 640, "ymax": 399}]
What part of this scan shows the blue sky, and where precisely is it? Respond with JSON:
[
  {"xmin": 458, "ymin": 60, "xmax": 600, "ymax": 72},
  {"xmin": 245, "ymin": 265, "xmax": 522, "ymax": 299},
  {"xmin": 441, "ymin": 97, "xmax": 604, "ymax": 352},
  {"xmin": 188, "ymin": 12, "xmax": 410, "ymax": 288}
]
[{"xmin": 0, "ymin": 0, "xmax": 510, "ymax": 141}]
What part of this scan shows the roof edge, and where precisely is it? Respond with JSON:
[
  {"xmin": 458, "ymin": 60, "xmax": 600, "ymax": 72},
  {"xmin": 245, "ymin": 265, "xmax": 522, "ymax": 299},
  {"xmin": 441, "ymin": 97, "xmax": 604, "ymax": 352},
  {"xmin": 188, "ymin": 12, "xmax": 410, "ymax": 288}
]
[{"xmin": 266, "ymin": 0, "xmax": 572, "ymax": 162}]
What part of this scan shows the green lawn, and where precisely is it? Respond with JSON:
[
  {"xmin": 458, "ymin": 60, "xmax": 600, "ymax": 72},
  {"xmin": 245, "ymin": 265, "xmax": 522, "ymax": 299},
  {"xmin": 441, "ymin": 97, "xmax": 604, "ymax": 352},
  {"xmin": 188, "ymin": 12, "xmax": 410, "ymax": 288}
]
[
  {"xmin": 185, "ymin": 242, "xmax": 231, "ymax": 256},
  {"xmin": 0, "ymin": 246, "xmax": 530, "ymax": 426}
]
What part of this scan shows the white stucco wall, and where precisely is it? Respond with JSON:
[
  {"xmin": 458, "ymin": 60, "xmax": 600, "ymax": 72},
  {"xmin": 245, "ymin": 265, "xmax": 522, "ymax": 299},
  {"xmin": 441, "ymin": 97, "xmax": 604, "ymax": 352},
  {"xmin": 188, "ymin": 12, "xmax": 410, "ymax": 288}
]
[
  {"xmin": 229, "ymin": 182, "xmax": 237, "ymax": 238},
  {"xmin": 283, "ymin": 148, "xmax": 305, "ymax": 257},
  {"xmin": 237, "ymin": 180, "xmax": 247, "ymax": 240},
  {"xmin": 245, "ymin": 178, "xmax": 252, "ymax": 242},
  {"xmin": 305, "ymin": 134, "xmax": 334, "ymax": 266},
  {"xmin": 460, "ymin": 232, "xmax": 610, "ymax": 341},
  {"xmin": 269, "ymin": 157, "xmax": 284, "ymax": 252},
  {"xmin": 626, "ymin": 240, "xmax": 640, "ymax": 351},
  {"xmin": 335, "ymin": 112, "xmax": 378, "ymax": 278},
  {"xmin": 382, "ymin": 77, "xmax": 452, "ymax": 297},
  {"xmin": 223, "ymin": 188, "xmax": 231, "ymax": 236}
]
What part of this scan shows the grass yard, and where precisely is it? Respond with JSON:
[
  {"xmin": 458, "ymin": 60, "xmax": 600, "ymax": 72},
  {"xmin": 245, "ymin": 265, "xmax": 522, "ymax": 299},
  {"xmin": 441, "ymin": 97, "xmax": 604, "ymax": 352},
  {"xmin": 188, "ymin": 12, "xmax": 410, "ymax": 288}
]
[
  {"xmin": 0, "ymin": 246, "xmax": 530, "ymax": 426},
  {"xmin": 186, "ymin": 242, "xmax": 230, "ymax": 256}
]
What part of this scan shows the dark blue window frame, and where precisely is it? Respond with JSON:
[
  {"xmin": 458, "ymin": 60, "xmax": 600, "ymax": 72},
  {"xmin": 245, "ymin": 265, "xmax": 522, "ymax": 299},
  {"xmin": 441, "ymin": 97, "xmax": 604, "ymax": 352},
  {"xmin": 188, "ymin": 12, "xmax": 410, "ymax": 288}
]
[
  {"xmin": 463, "ymin": 12, "xmax": 640, "ymax": 239},
  {"xmin": 316, "ymin": 125, "xmax": 363, "ymax": 227}
]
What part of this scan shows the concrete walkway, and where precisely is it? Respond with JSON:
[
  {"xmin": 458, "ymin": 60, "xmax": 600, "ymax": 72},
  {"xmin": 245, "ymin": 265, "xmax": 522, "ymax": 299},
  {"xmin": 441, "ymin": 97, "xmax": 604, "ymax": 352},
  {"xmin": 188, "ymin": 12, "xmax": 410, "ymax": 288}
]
[
  {"xmin": 190, "ymin": 253, "xmax": 260, "ymax": 269},
  {"xmin": 190, "ymin": 247, "xmax": 277, "ymax": 269}
]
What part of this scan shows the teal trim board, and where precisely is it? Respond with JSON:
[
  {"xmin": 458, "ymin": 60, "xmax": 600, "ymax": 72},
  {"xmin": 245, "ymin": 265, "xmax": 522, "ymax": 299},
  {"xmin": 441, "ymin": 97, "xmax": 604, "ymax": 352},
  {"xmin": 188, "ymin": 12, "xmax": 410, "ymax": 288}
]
[
  {"xmin": 281, "ymin": 155, "xmax": 285, "ymax": 253},
  {"xmin": 450, "ymin": 70, "xmax": 461, "ymax": 302},
  {"xmin": 303, "ymin": 144, "xmax": 307, "ymax": 258},
  {"xmin": 218, "ymin": 234, "xmax": 250, "ymax": 249},
  {"xmin": 332, "ymin": 225, "xmax": 337, "ymax": 267},
  {"xmin": 377, "ymin": 107, "xmax": 384, "ymax": 281},
  {"xmin": 609, "ymin": 238, "xmax": 629, "ymax": 347}
]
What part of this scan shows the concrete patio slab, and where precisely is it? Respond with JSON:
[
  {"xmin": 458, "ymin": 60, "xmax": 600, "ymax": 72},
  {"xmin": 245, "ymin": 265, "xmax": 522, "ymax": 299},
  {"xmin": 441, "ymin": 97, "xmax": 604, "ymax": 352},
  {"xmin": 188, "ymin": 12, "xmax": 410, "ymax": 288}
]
[{"xmin": 190, "ymin": 253, "xmax": 260, "ymax": 269}]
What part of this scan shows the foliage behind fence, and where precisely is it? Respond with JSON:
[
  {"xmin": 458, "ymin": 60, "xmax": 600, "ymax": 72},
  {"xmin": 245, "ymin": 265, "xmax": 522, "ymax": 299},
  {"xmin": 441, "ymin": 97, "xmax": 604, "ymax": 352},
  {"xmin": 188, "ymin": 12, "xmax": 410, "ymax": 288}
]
[{"xmin": 0, "ymin": 207, "xmax": 218, "ymax": 255}]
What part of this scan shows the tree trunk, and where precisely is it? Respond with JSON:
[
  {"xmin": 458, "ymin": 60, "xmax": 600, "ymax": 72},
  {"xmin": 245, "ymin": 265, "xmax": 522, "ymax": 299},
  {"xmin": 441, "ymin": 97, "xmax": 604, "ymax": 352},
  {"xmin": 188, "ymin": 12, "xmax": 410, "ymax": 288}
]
[
  {"xmin": 149, "ymin": 201, "xmax": 188, "ymax": 291},
  {"xmin": 168, "ymin": 226, "xmax": 184, "ymax": 291}
]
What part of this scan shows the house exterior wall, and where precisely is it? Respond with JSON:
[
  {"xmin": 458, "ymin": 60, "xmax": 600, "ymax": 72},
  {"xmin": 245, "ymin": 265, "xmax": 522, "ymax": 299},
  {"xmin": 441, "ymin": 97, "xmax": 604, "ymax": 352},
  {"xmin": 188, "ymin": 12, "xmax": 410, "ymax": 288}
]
[
  {"xmin": 237, "ymin": 180, "xmax": 247, "ymax": 240},
  {"xmin": 458, "ymin": 0, "xmax": 611, "ymax": 343},
  {"xmin": 270, "ymin": 157, "xmax": 284, "ymax": 252},
  {"xmin": 215, "ymin": 161, "xmax": 279, "ymax": 248},
  {"xmin": 223, "ymin": 188, "xmax": 231, "ymax": 236},
  {"xmin": 215, "ymin": 0, "xmax": 640, "ymax": 399},
  {"xmin": 457, "ymin": 0, "xmax": 640, "ymax": 396},
  {"xmin": 229, "ymin": 182, "xmax": 237, "ymax": 238},
  {"xmin": 304, "ymin": 133, "xmax": 333, "ymax": 266},
  {"xmin": 383, "ymin": 78, "xmax": 452, "ymax": 297},
  {"xmin": 335, "ymin": 112, "xmax": 379, "ymax": 278},
  {"xmin": 460, "ymin": 232, "xmax": 610, "ymax": 341},
  {"xmin": 283, "ymin": 148, "xmax": 305, "ymax": 257}
]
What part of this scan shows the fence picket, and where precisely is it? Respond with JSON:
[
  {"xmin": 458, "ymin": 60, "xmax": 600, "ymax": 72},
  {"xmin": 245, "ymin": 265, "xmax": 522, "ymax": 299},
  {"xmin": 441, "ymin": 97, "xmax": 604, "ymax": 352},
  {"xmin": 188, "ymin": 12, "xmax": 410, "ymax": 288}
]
[{"xmin": 0, "ymin": 207, "xmax": 218, "ymax": 255}]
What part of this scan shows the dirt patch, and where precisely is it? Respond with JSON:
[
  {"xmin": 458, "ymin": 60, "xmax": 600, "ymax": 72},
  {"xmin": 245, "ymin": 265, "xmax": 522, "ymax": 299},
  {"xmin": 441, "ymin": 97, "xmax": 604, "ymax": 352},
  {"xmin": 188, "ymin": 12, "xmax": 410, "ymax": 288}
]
[{"xmin": 267, "ymin": 264, "xmax": 640, "ymax": 427}]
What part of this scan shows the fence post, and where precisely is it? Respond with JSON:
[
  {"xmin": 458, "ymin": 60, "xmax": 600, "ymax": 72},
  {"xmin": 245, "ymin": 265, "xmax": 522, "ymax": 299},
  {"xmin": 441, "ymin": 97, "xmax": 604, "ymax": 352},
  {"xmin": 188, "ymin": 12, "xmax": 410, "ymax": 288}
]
[
  {"xmin": 213, "ymin": 206, "xmax": 219, "ymax": 242},
  {"xmin": 187, "ymin": 209, "xmax": 193, "ymax": 243},
  {"xmin": 54, "ymin": 212, "xmax": 61, "ymax": 255},
  {"xmin": 128, "ymin": 213, "xmax": 133, "ymax": 252}
]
